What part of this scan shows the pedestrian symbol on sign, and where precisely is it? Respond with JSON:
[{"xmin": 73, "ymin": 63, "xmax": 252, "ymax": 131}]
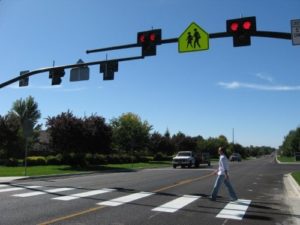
[{"xmin": 178, "ymin": 22, "xmax": 209, "ymax": 53}]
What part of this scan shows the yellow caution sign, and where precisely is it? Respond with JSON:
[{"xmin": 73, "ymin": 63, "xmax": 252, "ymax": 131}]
[{"xmin": 178, "ymin": 22, "xmax": 209, "ymax": 53}]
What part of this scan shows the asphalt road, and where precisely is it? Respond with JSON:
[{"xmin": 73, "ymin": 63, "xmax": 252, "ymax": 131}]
[{"xmin": 0, "ymin": 155, "xmax": 299, "ymax": 225}]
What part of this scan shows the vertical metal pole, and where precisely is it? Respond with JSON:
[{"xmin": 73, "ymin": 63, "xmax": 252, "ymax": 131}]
[{"xmin": 24, "ymin": 138, "xmax": 28, "ymax": 176}]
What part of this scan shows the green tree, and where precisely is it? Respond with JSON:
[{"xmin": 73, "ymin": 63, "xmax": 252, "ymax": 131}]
[
  {"xmin": 46, "ymin": 110, "xmax": 84, "ymax": 154},
  {"xmin": 280, "ymin": 127, "xmax": 300, "ymax": 156},
  {"xmin": 83, "ymin": 114, "xmax": 112, "ymax": 154},
  {"xmin": 0, "ymin": 114, "xmax": 22, "ymax": 159},
  {"xmin": 10, "ymin": 96, "xmax": 41, "ymax": 128},
  {"xmin": 111, "ymin": 113, "xmax": 152, "ymax": 154},
  {"xmin": 149, "ymin": 131, "xmax": 176, "ymax": 156},
  {"xmin": 8, "ymin": 96, "xmax": 41, "ymax": 159}
]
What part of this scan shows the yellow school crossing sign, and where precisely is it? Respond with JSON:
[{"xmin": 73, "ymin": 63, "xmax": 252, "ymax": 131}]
[{"xmin": 178, "ymin": 22, "xmax": 209, "ymax": 53}]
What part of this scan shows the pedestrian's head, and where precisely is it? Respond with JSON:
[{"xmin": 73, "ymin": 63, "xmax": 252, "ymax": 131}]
[{"xmin": 218, "ymin": 147, "xmax": 225, "ymax": 155}]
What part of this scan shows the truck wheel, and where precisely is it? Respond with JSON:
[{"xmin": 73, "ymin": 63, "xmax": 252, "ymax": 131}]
[
  {"xmin": 208, "ymin": 162, "xmax": 211, "ymax": 167},
  {"xmin": 188, "ymin": 162, "xmax": 192, "ymax": 168},
  {"xmin": 173, "ymin": 164, "xmax": 177, "ymax": 169}
]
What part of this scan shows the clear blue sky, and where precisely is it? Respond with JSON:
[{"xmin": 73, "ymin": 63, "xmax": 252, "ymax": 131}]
[{"xmin": 1, "ymin": 0, "xmax": 299, "ymax": 148}]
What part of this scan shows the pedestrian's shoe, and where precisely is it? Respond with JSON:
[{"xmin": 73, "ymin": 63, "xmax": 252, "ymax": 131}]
[
  {"xmin": 209, "ymin": 196, "xmax": 216, "ymax": 201},
  {"xmin": 230, "ymin": 198, "xmax": 238, "ymax": 202}
]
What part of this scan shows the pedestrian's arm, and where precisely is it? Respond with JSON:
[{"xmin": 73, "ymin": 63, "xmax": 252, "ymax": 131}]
[{"xmin": 224, "ymin": 170, "xmax": 229, "ymax": 179}]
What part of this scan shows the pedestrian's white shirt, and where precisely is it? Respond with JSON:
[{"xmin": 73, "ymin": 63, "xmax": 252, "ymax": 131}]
[{"xmin": 218, "ymin": 154, "xmax": 229, "ymax": 175}]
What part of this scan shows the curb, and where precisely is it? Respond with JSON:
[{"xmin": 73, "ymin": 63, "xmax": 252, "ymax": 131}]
[{"xmin": 287, "ymin": 173, "xmax": 300, "ymax": 197}]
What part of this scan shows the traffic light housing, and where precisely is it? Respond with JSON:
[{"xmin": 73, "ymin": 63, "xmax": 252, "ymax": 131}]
[
  {"xmin": 226, "ymin": 16, "xmax": 256, "ymax": 47},
  {"xmin": 137, "ymin": 29, "xmax": 162, "ymax": 56},
  {"xmin": 19, "ymin": 70, "xmax": 29, "ymax": 87},
  {"xmin": 100, "ymin": 60, "xmax": 118, "ymax": 80},
  {"xmin": 49, "ymin": 68, "xmax": 65, "ymax": 85}
]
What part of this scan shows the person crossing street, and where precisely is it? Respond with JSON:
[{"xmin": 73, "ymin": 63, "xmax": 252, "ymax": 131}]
[{"xmin": 210, "ymin": 146, "xmax": 238, "ymax": 201}]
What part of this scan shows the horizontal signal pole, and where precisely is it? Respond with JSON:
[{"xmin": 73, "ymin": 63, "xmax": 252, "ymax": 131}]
[
  {"xmin": 86, "ymin": 43, "xmax": 139, "ymax": 54},
  {"xmin": 86, "ymin": 30, "xmax": 291, "ymax": 54},
  {"xmin": 253, "ymin": 31, "xmax": 291, "ymax": 39},
  {"xmin": 0, "ymin": 55, "xmax": 144, "ymax": 89}
]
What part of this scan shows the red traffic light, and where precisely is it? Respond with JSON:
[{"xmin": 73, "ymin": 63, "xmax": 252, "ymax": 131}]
[
  {"xmin": 227, "ymin": 17, "xmax": 256, "ymax": 34},
  {"xmin": 243, "ymin": 21, "xmax": 252, "ymax": 30},
  {"xmin": 137, "ymin": 29, "xmax": 162, "ymax": 45},
  {"xmin": 229, "ymin": 20, "xmax": 253, "ymax": 32},
  {"xmin": 137, "ymin": 29, "xmax": 162, "ymax": 56},
  {"xmin": 230, "ymin": 22, "xmax": 239, "ymax": 32},
  {"xmin": 139, "ymin": 34, "xmax": 145, "ymax": 43},
  {"xmin": 226, "ymin": 16, "xmax": 256, "ymax": 47},
  {"xmin": 149, "ymin": 33, "xmax": 156, "ymax": 42}
]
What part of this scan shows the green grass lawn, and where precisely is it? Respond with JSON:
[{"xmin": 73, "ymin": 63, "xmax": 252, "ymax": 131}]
[
  {"xmin": 292, "ymin": 172, "xmax": 300, "ymax": 186},
  {"xmin": 0, "ymin": 161, "xmax": 171, "ymax": 177},
  {"xmin": 277, "ymin": 156, "xmax": 298, "ymax": 162},
  {"xmin": 0, "ymin": 165, "xmax": 83, "ymax": 177}
]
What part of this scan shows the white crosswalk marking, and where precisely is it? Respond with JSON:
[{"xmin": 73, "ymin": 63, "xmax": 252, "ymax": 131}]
[
  {"xmin": 0, "ymin": 186, "xmax": 41, "ymax": 193},
  {"xmin": 0, "ymin": 184, "xmax": 253, "ymax": 220},
  {"xmin": 152, "ymin": 195, "xmax": 200, "ymax": 213},
  {"xmin": 13, "ymin": 188, "xmax": 74, "ymax": 197},
  {"xmin": 53, "ymin": 188, "xmax": 115, "ymax": 201},
  {"xmin": 216, "ymin": 199, "xmax": 251, "ymax": 220},
  {"xmin": 0, "ymin": 187, "xmax": 24, "ymax": 193},
  {"xmin": 98, "ymin": 191, "xmax": 154, "ymax": 206}
]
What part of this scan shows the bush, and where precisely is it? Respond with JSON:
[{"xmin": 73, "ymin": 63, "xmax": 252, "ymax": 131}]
[
  {"xmin": 85, "ymin": 154, "xmax": 107, "ymax": 165},
  {"xmin": 46, "ymin": 155, "xmax": 62, "ymax": 165},
  {"xmin": 5, "ymin": 158, "xmax": 19, "ymax": 167},
  {"xmin": 65, "ymin": 153, "xmax": 87, "ymax": 168},
  {"xmin": 106, "ymin": 154, "xmax": 135, "ymax": 164},
  {"xmin": 134, "ymin": 155, "xmax": 150, "ymax": 163},
  {"xmin": 106, "ymin": 154, "xmax": 122, "ymax": 164},
  {"xmin": 153, "ymin": 152, "xmax": 170, "ymax": 161},
  {"xmin": 26, "ymin": 156, "xmax": 46, "ymax": 166}
]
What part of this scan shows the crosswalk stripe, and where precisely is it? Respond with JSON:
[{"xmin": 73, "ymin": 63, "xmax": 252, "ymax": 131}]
[
  {"xmin": 152, "ymin": 195, "xmax": 200, "ymax": 213},
  {"xmin": 0, "ymin": 187, "xmax": 24, "ymax": 193},
  {"xmin": 0, "ymin": 184, "xmax": 8, "ymax": 188},
  {"xmin": 13, "ymin": 188, "xmax": 74, "ymax": 197},
  {"xmin": 0, "ymin": 186, "xmax": 41, "ymax": 193},
  {"xmin": 216, "ymin": 199, "xmax": 251, "ymax": 220},
  {"xmin": 98, "ymin": 191, "xmax": 154, "ymax": 206},
  {"xmin": 52, "ymin": 188, "xmax": 115, "ymax": 201}
]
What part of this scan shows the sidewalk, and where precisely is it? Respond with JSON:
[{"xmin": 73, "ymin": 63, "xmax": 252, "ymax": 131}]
[
  {"xmin": 284, "ymin": 173, "xmax": 300, "ymax": 225},
  {"xmin": 0, "ymin": 177, "xmax": 27, "ymax": 184}
]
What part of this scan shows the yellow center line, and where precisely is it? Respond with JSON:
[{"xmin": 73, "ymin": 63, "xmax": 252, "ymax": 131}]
[
  {"xmin": 153, "ymin": 171, "xmax": 215, "ymax": 193},
  {"xmin": 38, "ymin": 205, "xmax": 106, "ymax": 225},
  {"xmin": 38, "ymin": 171, "xmax": 215, "ymax": 225}
]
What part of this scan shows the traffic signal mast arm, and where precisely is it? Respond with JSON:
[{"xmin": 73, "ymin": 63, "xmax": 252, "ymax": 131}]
[
  {"xmin": 253, "ymin": 31, "xmax": 291, "ymax": 39},
  {"xmin": 0, "ymin": 55, "xmax": 144, "ymax": 89},
  {"xmin": 86, "ymin": 31, "xmax": 291, "ymax": 54}
]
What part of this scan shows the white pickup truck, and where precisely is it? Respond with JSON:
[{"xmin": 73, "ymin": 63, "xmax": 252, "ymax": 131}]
[{"xmin": 172, "ymin": 151, "xmax": 211, "ymax": 168}]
